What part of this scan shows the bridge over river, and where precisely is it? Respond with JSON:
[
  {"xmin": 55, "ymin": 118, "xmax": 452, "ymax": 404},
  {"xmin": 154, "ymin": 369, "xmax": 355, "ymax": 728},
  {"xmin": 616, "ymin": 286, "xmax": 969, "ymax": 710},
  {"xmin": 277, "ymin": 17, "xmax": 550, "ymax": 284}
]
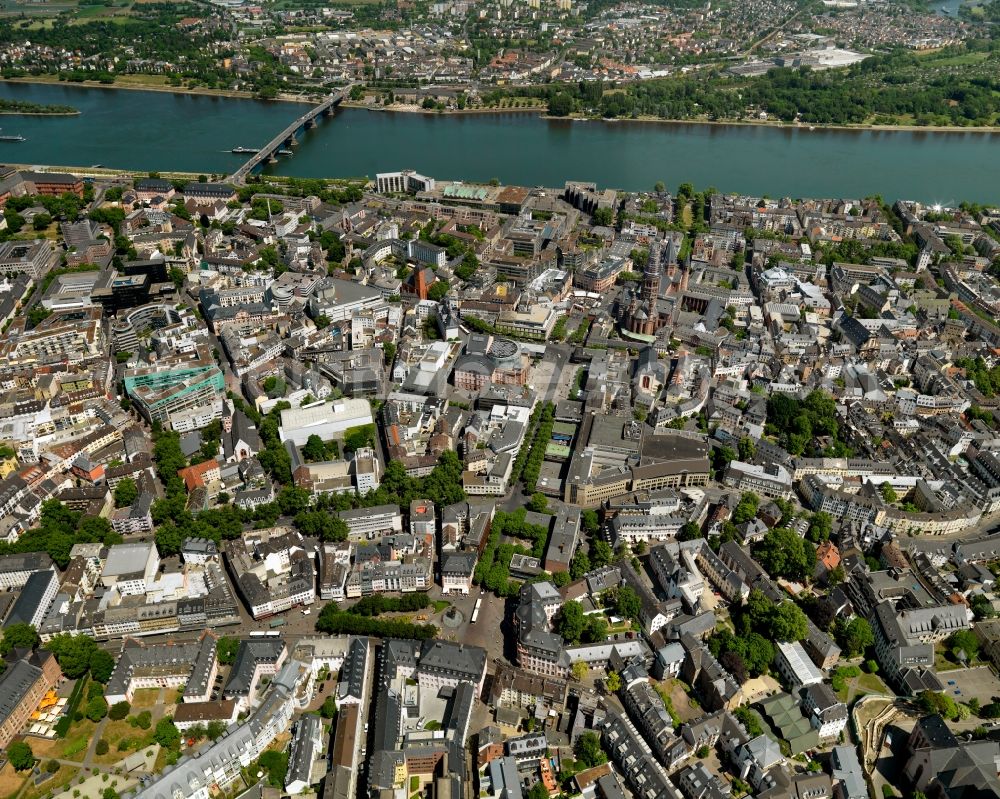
[{"xmin": 229, "ymin": 87, "xmax": 351, "ymax": 183}]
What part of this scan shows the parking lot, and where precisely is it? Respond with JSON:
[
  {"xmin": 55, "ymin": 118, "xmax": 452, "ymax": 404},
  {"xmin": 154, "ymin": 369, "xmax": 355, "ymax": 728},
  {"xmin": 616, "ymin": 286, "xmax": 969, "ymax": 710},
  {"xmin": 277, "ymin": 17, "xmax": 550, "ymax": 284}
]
[{"xmin": 941, "ymin": 665, "xmax": 1000, "ymax": 705}]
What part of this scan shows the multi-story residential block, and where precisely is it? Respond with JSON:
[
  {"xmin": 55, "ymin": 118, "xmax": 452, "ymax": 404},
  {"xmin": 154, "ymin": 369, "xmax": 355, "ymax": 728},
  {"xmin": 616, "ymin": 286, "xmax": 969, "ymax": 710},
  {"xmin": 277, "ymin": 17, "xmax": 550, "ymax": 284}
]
[
  {"xmin": 515, "ymin": 581, "xmax": 569, "ymax": 677},
  {"xmin": 801, "ymin": 683, "xmax": 848, "ymax": 740},
  {"xmin": 5, "ymin": 568, "xmax": 59, "ymax": 629},
  {"xmin": 723, "ymin": 460, "xmax": 794, "ymax": 500},
  {"xmin": 105, "ymin": 634, "xmax": 218, "ymax": 705},
  {"xmin": 337, "ymin": 505, "xmax": 403, "ymax": 539},
  {"xmin": 0, "ymin": 648, "xmax": 62, "ymax": 748},
  {"xmin": 222, "ymin": 638, "xmax": 288, "ymax": 713},
  {"xmin": 125, "ymin": 659, "xmax": 307, "ymax": 799},
  {"xmin": 0, "ymin": 552, "xmax": 54, "ymax": 591},
  {"xmin": 0, "ymin": 239, "xmax": 58, "ymax": 279},
  {"xmin": 226, "ymin": 530, "xmax": 315, "ymax": 619}
]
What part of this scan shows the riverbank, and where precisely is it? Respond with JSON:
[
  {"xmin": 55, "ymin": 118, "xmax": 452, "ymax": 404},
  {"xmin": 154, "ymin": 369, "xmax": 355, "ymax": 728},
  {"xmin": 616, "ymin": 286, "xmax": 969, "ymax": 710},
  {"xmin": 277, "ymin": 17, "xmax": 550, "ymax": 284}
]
[
  {"xmin": 577, "ymin": 112, "xmax": 1000, "ymax": 134},
  {"xmin": 0, "ymin": 162, "xmax": 206, "ymax": 180},
  {"xmin": 347, "ymin": 97, "xmax": 1000, "ymax": 133},
  {"xmin": 0, "ymin": 110, "xmax": 79, "ymax": 116},
  {"xmin": 0, "ymin": 76, "xmax": 316, "ymax": 106},
  {"xmin": 342, "ymin": 100, "xmax": 545, "ymax": 116}
]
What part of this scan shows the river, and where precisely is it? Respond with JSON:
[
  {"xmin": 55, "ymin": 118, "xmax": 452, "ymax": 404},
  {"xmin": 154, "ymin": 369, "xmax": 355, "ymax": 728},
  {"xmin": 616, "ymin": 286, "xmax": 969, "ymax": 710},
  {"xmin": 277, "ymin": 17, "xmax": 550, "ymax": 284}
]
[{"xmin": 1, "ymin": 80, "xmax": 999, "ymax": 203}]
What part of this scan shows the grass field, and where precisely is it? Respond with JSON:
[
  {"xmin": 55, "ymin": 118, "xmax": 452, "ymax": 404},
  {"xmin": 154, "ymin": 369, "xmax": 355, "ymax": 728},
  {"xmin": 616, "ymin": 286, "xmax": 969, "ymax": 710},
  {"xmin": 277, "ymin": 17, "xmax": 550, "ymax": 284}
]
[
  {"xmin": 131, "ymin": 688, "xmax": 160, "ymax": 709},
  {"xmin": 95, "ymin": 718, "xmax": 148, "ymax": 764},
  {"xmin": 0, "ymin": 762, "xmax": 26, "ymax": 798},
  {"xmin": 0, "ymin": 0, "xmax": 131, "ymax": 20},
  {"xmin": 61, "ymin": 719, "xmax": 98, "ymax": 761},
  {"xmin": 921, "ymin": 51, "xmax": 991, "ymax": 67}
]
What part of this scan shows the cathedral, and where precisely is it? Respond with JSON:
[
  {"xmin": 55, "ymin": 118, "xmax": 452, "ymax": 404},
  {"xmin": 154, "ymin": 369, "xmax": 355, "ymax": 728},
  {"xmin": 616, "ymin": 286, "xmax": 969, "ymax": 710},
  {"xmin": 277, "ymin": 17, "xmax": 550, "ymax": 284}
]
[{"xmin": 620, "ymin": 239, "xmax": 688, "ymax": 337}]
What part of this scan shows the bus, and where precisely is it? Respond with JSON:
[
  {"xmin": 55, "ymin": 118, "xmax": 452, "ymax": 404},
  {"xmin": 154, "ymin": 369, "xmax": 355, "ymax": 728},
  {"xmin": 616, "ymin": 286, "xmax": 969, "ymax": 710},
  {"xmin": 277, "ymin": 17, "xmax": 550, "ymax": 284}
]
[
  {"xmin": 470, "ymin": 596, "xmax": 482, "ymax": 624},
  {"xmin": 249, "ymin": 631, "xmax": 266, "ymax": 638}
]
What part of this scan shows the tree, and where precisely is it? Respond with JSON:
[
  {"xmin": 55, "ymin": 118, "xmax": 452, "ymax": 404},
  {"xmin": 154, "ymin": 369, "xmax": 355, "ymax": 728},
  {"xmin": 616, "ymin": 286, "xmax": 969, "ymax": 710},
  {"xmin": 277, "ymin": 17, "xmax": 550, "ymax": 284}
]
[
  {"xmin": 770, "ymin": 603, "xmax": 809, "ymax": 642},
  {"xmin": 970, "ymin": 594, "xmax": 996, "ymax": 620},
  {"xmin": 880, "ymin": 482, "xmax": 898, "ymax": 504},
  {"xmin": 527, "ymin": 783, "xmax": 549, "ymax": 799},
  {"xmin": 592, "ymin": 208, "xmax": 613, "ymax": 227},
  {"xmin": 919, "ymin": 691, "xmax": 959, "ymax": 721},
  {"xmin": 428, "ymin": 280, "xmax": 450, "ymax": 301},
  {"xmin": 834, "ymin": 617, "xmax": 874, "ymax": 657},
  {"xmin": 548, "ymin": 92, "xmax": 574, "ymax": 117},
  {"xmin": 258, "ymin": 749, "xmax": 289, "ymax": 788},
  {"xmin": 571, "ymin": 661, "xmax": 589, "ymax": 682},
  {"xmin": 96, "ymin": 739, "xmax": 110, "ymax": 756},
  {"xmin": 556, "ymin": 601, "xmax": 586, "ymax": 644},
  {"xmin": 294, "ymin": 511, "xmax": 350, "ymax": 542},
  {"xmin": 7, "ymin": 740, "xmax": 33, "ymax": 771},
  {"xmin": 207, "ymin": 720, "xmax": 227, "ymax": 740},
  {"xmin": 90, "ymin": 649, "xmax": 116, "ymax": 683},
  {"xmin": 807, "ymin": 511, "xmax": 833, "ymax": 544},
  {"xmin": 155, "ymin": 718, "xmax": 181, "ymax": 750},
  {"xmin": 754, "ymin": 527, "xmax": 816, "ymax": 582},
  {"xmin": 114, "ymin": 478, "xmax": 139, "ymax": 509},
  {"xmin": 47, "ymin": 634, "xmax": 96, "ymax": 679},
  {"xmin": 302, "ymin": 434, "xmax": 328, "ymax": 462},
  {"xmin": 217, "ymin": 636, "xmax": 240, "ymax": 665},
  {"xmin": 606, "ymin": 671, "xmax": 622, "ymax": 693},
  {"xmin": 1, "ymin": 622, "xmax": 39, "ymax": 655},
  {"xmin": 734, "ymin": 706, "xmax": 763, "ymax": 737},
  {"xmin": 109, "ymin": 701, "xmax": 131, "ymax": 720},
  {"xmin": 677, "ymin": 521, "xmax": 701, "ymax": 542},
  {"xmin": 574, "ymin": 731, "xmax": 607, "ymax": 767},
  {"xmin": 570, "ymin": 550, "xmax": 590, "ymax": 579},
  {"xmin": 827, "ymin": 565, "xmax": 846, "ymax": 587},
  {"xmin": 948, "ymin": 629, "xmax": 979, "ymax": 662},
  {"xmin": 742, "ymin": 633, "xmax": 776, "ymax": 675},
  {"xmin": 614, "ymin": 586, "xmax": 641, "ymax": 622},
  {"xmin": 591, "ymin": 540, "xmax": 613, "ymax": 568},
  {"xmin": 732, "ymin": 493, "xmax": 760, "ymax": 525},
  {"xmin": 738, "ymin": 437, "xmax": 756, "ymax": 462},
  {"xmin": 720, "ymin": 651, "xmax": 749, "ymax": 685},
  {"xmin": 320, "ymin": 696, "xmax": 337, "ymax": 718},
  {"xmin": 86, "ymin": 696, "xmax": 109, "ymax": 722},
  {"xmin": 654, "ymin": 181, "xmax": 666, "ymax": 193},
  {"xmin": 528, "ymin": 492, "xmax": 548, "ymax": 514},
  {"xmin": 134, "ymin": 710, "xmax": 152, "ymax": 730},
  {"xmin": 582, "ymin": 615, "xmax": 608, "ymax": 644}
]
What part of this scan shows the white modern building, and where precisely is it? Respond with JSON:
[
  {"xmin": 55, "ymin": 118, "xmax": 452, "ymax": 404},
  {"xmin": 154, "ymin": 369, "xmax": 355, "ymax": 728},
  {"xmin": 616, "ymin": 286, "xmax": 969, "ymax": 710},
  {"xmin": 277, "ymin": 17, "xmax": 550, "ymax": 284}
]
[
  {"xmin": 774, "ymin": 641, "xmax": 824, "ymax": 690},
  {"xmin": 100, "ymin": 542, "xmax": 160, "ymax": 596},
  {"xmin": 278, "ymin": 399, "xmax": 374, "ymax": 447}
]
